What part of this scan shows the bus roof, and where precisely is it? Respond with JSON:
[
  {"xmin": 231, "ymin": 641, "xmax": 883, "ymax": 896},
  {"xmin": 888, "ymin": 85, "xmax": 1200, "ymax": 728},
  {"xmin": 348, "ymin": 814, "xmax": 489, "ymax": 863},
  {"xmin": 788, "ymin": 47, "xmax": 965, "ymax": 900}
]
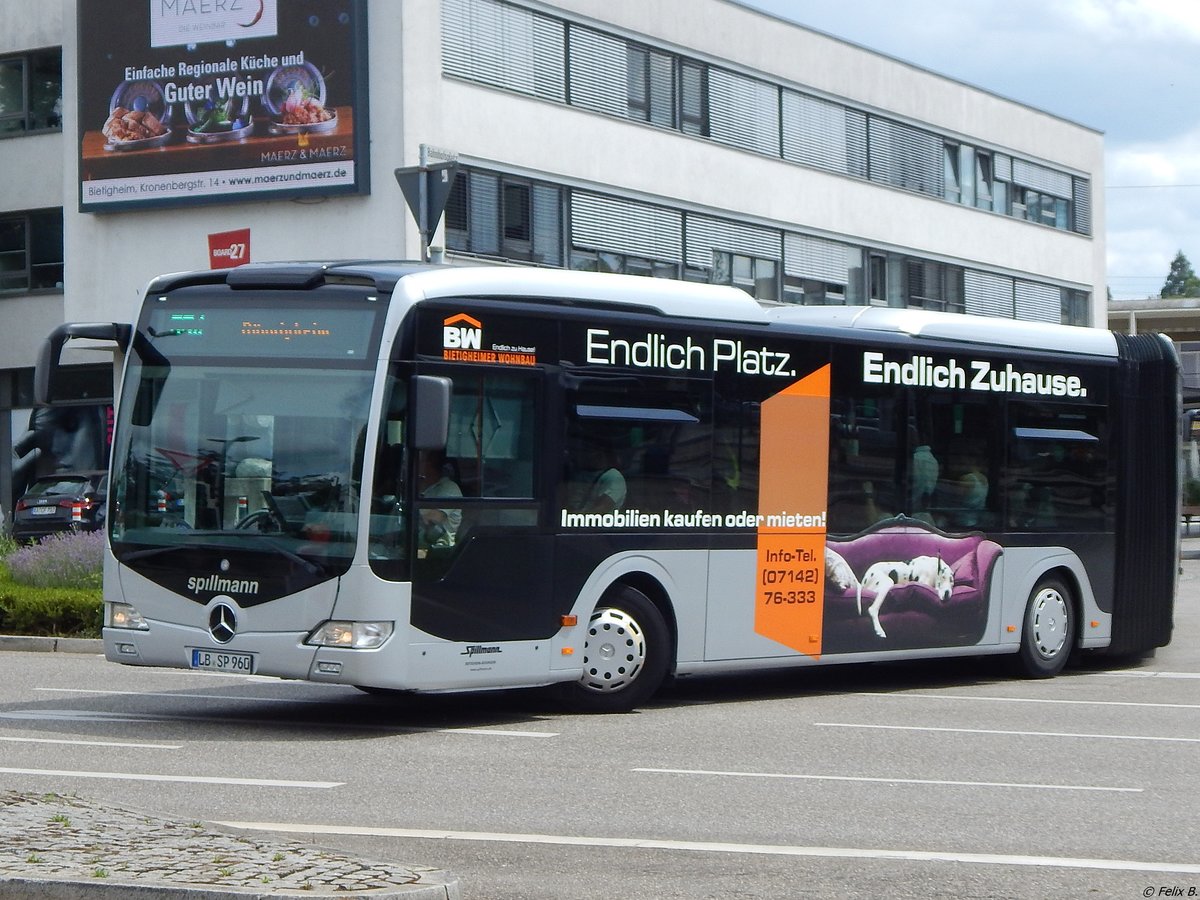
[
  {"xmin": 395, "ymin": 264, "xmax": 766, "ymax": 323},
  {"xmin": 765, "ymin": 304, "xmax": 1119, "ymax": 358},
  {"xmin": 152, "ymin": 262, "xmax": 1118, "ymax": 357}
]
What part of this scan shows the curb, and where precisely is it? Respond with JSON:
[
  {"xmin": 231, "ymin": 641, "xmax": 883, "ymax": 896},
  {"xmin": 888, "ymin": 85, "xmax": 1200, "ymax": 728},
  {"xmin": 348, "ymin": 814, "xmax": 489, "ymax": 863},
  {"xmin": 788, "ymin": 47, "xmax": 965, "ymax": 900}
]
[
  {"xmin": 0, "ymin": 635, "xmax": 103, "ymax": 653},
  {"xmin": 0, "ymin": 881, "xmax": 460, "ymax": 899}
]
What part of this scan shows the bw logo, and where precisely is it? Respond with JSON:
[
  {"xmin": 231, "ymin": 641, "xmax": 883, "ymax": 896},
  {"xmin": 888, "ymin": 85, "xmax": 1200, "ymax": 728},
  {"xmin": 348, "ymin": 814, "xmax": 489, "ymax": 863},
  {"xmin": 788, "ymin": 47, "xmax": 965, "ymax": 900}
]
[{"xmin": 443, "ymin": 313, "xmax": 482, "ymax": 350}]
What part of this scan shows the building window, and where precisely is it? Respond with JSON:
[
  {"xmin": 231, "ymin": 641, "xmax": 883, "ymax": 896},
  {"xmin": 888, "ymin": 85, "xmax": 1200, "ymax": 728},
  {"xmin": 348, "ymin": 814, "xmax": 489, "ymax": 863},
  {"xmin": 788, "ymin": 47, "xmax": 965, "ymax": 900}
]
[
  {"xmin": 1014, "ymin": 188, "xmax": 1071, "ymax": 229},
  {"xmin": 904, "ymin": 259, "xmax": 964, "ymax": 313},
  {"xmin": 0, "ymin": 208, "xmax": 63, "ymax": 292},
  {"xmin": 441, "ymin": 0, "xmax": 565, "ymax": 102},
  {"xmin": 974, "ymin": 152, "xmax": 994, "ymax": 210},
  {"xmin": 0, "ymin": 49, "xmax": 62, "ymax": 136},
  {"xmin": 868, "ymin": 254, "xmax": 888, "ymax": 305},
  {"xmin": 503, "ymin": 181, "xmax": 532, "ymax": 252},
  {"xmin": 867, "ymin": 252, "xmax": 964, "ymax": 313},
  {"xmin": 444, "ymin": 170, "xmax": 562, "ymax": 265},
  {"xmin": 626, "ymin": 44, "xmax": 675, "ymax": 127},
  {"xmin": 679, "ymin": 60, "xmax": 708, "ymax": 136},
  {"xmin": 1061, "ymin": 289, "xmax": 1089, "ymax": 326},
  {"xmin": 445, "ymin": 173, "xmax": 469, "ymax": 250},
  {"xmin": 781, "ymin": 234, "xmax": 862, "ymax": 306},
  {"xmin": 944, "ymin": 143, "xmax": 998, "ymax": 212},
  {"xmin": 571, "ymin": 249, "xmax": 677, "ymax": 278},
  {"xmin": 943, "ymin": 144, "xmax": 961, "ymax": 203},
  {"xmin": 713, "ymin": 251, "xmax": 778, "ymax": 302}
]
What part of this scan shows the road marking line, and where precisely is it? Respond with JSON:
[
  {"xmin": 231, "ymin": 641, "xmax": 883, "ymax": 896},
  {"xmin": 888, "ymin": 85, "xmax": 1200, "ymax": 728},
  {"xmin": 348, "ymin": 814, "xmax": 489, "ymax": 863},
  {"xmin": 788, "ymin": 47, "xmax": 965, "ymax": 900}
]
[
  {"xmin": 856, "ymin": 692, "xmax": 1200, "ymax": 710},
  {"xmin": 0, "ymin": 735, "xmax": 180, "ymax": 749},
  {"xmin": 1085, "ymin": 671, "xmax": 1200, "ymax": 679},
  {"xmin": 816, "ymin": 722, "xmax": 1200, "ymax": 744},
  {"xmin": 215, "ymin": 822, "xmax": 1200, "ymax": 875},
  {"xmin": 1, "ymin": 709, "xmax": 557, "ymax": 738},
  {"xmin": 37, "ymin": 687, "xmax": 317, "ymax": 703},
  {"xmin": 0, "ymin": 767, "xmax": 341, "ymax": 788},
  {"xmin": 633, "ymin": 767, "xmax": 1140, "ymax": 793}
]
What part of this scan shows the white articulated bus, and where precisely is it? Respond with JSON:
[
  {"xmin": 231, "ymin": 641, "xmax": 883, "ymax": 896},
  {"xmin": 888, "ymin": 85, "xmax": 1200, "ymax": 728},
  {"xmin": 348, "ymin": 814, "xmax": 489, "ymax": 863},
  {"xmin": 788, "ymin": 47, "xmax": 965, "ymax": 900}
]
[{"xmin": 38, "ymin": 263, "xmax": 1178, "ymax": 711}]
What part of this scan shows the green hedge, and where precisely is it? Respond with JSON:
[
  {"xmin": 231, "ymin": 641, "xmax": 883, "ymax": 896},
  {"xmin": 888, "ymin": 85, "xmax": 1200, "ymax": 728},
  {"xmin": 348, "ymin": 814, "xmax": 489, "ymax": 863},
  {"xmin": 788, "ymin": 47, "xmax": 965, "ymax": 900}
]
[{"xmin": 0, "ymin": 570, "xmax": 103, "ymax": 638}]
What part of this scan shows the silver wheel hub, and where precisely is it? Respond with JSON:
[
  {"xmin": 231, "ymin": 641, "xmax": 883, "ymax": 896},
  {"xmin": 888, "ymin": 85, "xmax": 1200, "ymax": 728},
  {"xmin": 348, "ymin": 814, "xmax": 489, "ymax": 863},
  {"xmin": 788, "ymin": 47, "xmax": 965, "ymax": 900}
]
[
  {"xmin": 1031, "ymin": 588, "xmax": 1068, "ymax": 659},
  {"xmin": 580, "ymin": 607, "xmax": 646, "ymax": 693}
]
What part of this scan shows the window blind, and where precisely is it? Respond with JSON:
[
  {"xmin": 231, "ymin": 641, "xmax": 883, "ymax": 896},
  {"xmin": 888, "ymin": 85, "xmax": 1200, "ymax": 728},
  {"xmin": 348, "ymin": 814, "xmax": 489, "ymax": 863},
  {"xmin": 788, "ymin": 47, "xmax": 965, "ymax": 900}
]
[
  {"xmin": 868, "ymin": 118, "xmax": 943, "ymax": 197},
  {"xmin": 964, "ymin": 270, "xmax": 1014, "ymax": 318},
  {"xmin": 571, "ymin": 192, "xmax": 683, "ymax": 262},
  {"xmin": 442, "ymin": 0, "xmax": 565, "ymax": 101},
  {"xmin": 686, "ymin": 215, "xmax": 780, "ymax": 269},
  {"xmin": 707, "ymin": 68, "xmax": 780, "ymax": 157}
]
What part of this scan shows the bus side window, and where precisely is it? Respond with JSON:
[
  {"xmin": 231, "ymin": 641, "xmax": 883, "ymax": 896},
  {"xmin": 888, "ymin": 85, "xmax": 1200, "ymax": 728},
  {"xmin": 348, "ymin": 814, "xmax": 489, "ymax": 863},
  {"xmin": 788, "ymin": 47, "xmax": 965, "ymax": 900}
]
[
  {"xmin": 911, "ymin": 394, "xmax": 1000, "ymax": 532},
  {"xmin": 1007, "ymin": 402, "xmax": 1108, "ymax": 531},
  {"xmin": 566, "ymin": 376, "xmax": 711, "ymax": 516},
  {"xmin": 445, "ymin": 372, "xmax": 537, "ymax": 500},
  {"xmin": 828, "ymin": 394, "xmax": 901, "ymax": 533},
  {"xmin": 564, "ymin": 433, "xmax": 628, "ymax": 513}
]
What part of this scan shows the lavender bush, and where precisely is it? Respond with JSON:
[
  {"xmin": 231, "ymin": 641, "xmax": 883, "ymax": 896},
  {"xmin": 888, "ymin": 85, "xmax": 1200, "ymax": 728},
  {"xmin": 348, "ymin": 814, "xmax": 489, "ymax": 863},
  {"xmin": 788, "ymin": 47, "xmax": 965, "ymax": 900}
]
[{"xmin": 4, "ymin": 530, "xmax": 104, "ymax": 589}]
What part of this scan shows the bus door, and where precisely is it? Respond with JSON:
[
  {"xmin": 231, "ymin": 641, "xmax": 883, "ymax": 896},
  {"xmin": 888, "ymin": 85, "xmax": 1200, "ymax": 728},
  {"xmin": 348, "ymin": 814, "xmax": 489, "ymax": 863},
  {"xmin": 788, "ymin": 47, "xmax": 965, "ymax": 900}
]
[{"xmin": 407, "ymin": 368, "xmax": 552, "ymax": 643}]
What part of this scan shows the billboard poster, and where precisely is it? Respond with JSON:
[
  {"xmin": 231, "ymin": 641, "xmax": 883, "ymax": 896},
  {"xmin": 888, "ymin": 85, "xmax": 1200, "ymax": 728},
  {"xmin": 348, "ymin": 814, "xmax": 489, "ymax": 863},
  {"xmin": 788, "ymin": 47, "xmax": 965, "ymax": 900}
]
[{"xmin": 78, "ymin": 1, "xmax": 369, "ymax": 212}]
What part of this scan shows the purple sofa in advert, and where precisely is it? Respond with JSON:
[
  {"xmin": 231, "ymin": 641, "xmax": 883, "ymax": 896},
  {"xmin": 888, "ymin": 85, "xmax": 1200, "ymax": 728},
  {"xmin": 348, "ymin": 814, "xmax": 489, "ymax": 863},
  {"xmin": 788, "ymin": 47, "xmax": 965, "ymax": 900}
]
[{"xmin": 823, "ymin": 516, "xmax": 1003, "ymax": 653}]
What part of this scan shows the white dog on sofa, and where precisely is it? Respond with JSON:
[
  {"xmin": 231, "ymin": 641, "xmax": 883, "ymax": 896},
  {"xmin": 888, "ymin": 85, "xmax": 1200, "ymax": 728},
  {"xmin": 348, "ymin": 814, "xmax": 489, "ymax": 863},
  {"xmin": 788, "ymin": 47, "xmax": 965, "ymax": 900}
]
[{"xmin": 855, "ymin": 555, "xmax": 954, "ymax": 639}]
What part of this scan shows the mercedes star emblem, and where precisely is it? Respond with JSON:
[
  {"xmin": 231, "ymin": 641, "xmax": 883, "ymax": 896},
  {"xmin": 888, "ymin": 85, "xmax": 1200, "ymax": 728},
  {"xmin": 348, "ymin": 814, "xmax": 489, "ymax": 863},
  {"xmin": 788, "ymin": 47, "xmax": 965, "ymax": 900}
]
[{"xmin": 208, "ymin": 603, "xmax": 238, "ymax": 644}]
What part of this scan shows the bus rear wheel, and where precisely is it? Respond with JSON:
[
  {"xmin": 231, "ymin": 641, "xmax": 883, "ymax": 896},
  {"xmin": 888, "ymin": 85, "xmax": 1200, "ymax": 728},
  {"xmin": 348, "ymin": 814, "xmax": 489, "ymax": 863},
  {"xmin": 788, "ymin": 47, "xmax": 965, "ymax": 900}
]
[
  {"xmin": 565, "ymin": 585, "xmax": 670, "ymax": 713},
  {"xmin": 1016, "ymin": 576, "xmax": 1075, "ymax": 678}
]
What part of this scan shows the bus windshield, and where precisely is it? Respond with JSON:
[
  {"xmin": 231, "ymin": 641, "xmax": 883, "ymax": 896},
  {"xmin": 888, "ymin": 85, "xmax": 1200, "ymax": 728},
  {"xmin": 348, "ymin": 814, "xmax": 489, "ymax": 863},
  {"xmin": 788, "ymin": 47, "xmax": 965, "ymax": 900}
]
[{"xmin": 109, "ymin": 295, "xmax": 382, "ymax": 572}]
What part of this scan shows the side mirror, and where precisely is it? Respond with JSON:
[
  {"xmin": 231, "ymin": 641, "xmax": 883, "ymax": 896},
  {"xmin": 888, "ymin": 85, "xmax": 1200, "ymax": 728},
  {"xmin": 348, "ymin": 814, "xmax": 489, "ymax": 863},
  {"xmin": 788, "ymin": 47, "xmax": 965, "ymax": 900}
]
[
  {"xmin": 412, "ymin": 375, "xmax": 451, "ymax": 451},
  {"xmin": 35, "ymin": 322, "xmax": 132, "ymax": 406}
]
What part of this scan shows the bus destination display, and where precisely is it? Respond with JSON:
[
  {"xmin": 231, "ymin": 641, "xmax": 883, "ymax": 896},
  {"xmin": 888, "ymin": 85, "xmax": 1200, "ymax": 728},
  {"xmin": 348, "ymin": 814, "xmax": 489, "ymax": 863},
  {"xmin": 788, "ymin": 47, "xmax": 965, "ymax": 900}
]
[{"xmin": 145, "ymin": 306, "xmax": 378, "ymax": 359}]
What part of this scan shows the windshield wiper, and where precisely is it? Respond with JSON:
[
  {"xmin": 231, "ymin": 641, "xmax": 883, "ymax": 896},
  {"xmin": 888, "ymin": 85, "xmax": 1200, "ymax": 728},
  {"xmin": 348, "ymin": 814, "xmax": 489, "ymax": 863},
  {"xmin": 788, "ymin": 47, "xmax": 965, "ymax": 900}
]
[
  {"xmin": 120, "ymin": 544, "xmax": 193, "ymax": 564},
  {"xmin": 250, "ymin": 537, "xmax": 324, "ymax": 576},
  {"xmin": 118, "ymin": 535, "xmax": 324, "ymax": 576}
]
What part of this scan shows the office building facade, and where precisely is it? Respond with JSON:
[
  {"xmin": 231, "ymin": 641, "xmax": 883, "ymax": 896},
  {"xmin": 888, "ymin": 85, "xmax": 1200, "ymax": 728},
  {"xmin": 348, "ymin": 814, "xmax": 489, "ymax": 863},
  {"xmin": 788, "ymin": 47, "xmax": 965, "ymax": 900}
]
[{"xmin": 0, "ymin": 0, "xmax": 1105, "ymax": 516}]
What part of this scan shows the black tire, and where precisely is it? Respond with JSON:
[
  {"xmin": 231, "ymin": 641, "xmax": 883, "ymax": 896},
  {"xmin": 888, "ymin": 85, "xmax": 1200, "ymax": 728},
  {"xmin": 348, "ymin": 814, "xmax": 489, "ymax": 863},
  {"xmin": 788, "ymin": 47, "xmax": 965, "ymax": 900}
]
[
  {"xmin": 563, "ymin": 585, "xmax": 671, "ymax": 713},
  {"xmin": 1015, "ymin": 576, "xmax": 1075, "ymax": 678}
]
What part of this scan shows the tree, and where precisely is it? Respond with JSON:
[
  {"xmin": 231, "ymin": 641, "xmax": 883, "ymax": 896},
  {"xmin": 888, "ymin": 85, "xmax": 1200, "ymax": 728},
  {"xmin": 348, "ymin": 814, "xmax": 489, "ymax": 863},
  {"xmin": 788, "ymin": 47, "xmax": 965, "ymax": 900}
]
[{"xmin": 1161, "ymin": 250, "xmax": 1200, "ymax": 298}]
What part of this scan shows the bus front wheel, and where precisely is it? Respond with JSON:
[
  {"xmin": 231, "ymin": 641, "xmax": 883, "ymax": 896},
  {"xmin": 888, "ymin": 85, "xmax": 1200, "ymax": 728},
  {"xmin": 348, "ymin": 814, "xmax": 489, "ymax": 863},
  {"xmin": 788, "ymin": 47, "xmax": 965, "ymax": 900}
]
[
  {"xmin": 1016, "ymin": 576, "xmax": 1075, "ymax": 678},
  {"xmin": 565, "ymin": 585, "xmax": 670, "ymax": 713}
]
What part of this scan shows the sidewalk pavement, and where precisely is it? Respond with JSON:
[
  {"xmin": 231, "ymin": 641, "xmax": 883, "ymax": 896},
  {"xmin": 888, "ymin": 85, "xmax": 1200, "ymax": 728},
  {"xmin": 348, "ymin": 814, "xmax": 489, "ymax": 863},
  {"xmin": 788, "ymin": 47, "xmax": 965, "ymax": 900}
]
[
  {"xmin": 5, "ymin": 533, "xmax": 1199, "ymax": 897},
  {"xmin": 0, "ymin": 791, "xmax": 460, "ymax": 898}
]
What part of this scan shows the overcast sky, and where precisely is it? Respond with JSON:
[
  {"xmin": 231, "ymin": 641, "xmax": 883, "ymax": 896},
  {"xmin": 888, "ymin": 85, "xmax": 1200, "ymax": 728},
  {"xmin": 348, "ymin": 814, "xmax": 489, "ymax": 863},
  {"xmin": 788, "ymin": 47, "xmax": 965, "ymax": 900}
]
[{"xmin": 736, "ymin": 0, "xmax": 1200, "ymax": 300}]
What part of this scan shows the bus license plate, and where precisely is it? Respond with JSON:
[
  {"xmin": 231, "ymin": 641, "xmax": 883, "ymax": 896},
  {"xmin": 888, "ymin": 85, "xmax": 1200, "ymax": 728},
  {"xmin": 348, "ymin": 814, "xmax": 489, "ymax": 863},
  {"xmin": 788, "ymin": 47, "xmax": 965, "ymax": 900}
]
[{"xmin": 190, "ymin": 648, "xmax": 255, "ymax": 673}]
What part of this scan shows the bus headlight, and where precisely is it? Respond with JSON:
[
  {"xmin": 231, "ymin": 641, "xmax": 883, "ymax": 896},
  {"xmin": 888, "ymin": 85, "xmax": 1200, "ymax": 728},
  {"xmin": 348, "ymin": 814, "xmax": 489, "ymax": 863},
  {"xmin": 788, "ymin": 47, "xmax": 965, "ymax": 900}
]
[
  {"xmin": 106, "ymin": 602, "xmax": 149, "ymax": 631},
  {"xmin": 305, "ymin": 620, "xmax": 394, "ymax": 649}
]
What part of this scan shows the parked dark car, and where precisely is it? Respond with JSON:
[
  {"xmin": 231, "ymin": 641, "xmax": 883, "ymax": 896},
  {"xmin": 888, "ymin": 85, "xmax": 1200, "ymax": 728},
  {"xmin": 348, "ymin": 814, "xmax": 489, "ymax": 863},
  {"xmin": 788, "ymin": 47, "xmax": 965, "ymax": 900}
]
[{"xmin": 11, "ymin": 471, "xmax": 108, "ymax": 543}]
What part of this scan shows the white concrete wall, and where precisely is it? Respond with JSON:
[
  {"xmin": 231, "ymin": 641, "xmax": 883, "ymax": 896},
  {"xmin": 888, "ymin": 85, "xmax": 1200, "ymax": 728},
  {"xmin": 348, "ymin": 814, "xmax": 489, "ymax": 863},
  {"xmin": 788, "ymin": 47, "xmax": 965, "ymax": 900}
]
[
  {"xmin": 0, "ymin": 0, "xmax": 67, "ymax": 368},
  {"xmin": 0, "ymin": 0, "xmax": 63, "ymax": 53}
]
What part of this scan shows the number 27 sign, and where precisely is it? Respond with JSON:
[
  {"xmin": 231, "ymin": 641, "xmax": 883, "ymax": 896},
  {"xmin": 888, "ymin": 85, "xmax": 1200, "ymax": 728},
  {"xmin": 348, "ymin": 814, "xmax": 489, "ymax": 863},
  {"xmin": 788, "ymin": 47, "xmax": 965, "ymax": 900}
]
[{"xmin": 208, "ymin": 228, "xmax": 251, "ymax": 269}]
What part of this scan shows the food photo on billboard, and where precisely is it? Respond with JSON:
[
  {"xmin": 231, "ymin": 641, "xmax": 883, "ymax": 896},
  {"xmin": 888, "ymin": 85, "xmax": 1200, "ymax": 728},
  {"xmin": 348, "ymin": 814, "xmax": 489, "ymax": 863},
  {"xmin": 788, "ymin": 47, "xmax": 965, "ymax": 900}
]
[{"xmin": 77, "ymin": 0, "xmax": 369, "ymax": 212}]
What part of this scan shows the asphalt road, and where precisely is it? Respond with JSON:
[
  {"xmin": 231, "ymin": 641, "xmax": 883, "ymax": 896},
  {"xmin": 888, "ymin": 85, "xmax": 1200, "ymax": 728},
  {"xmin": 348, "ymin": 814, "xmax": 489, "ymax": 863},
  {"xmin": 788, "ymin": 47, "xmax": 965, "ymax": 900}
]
[{"xmin": 1, "ymin": 564, "xmax": 1198, "ymax": 900}]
